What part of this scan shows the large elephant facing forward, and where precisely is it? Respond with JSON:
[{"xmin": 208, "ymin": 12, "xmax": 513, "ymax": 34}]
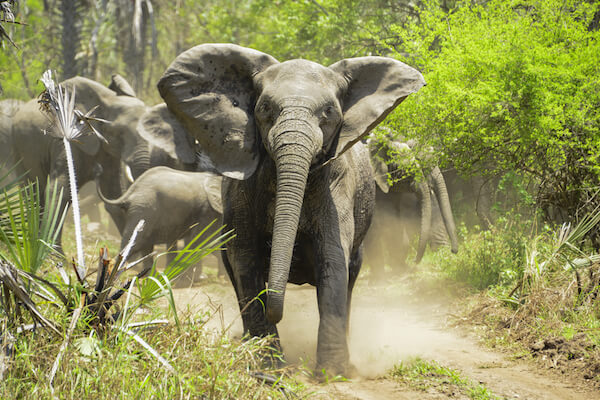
[
  {"xmin": 10, "ymin": 75, "xmax": 149, "ymax": 248},
  {"xmin": 140, "ymin": 44, "xmax": 425, "ymax": 374}
]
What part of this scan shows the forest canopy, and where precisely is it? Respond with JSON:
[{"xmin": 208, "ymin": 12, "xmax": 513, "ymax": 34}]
[{"xmin": 382, "ymin": 0, "xmax": 600, "ymax": 224}]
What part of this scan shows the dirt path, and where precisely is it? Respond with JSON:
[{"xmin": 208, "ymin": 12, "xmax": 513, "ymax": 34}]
[{"xmin": 172, "ymin": 279, "xmax": 598, "ymax": 400}]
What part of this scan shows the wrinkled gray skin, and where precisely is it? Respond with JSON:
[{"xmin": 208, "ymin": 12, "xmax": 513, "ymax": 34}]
[
  {"xmin": 0, "ymin": 99, "xmax": 25, "ymax": 180},
  {"xmin": 366, "ymin": 139, "xmax": 458, "ymax": 277},
  {"xmin": 141, "ymin": 44, "xmax": 425, "ymax": 375},
  {"xmin": 10, "ymin": 75, "xmax": 150, "ymax": 250},
  {"xmin": 95, "ymin": 166, "xmax": 223, "ymax": 285}
]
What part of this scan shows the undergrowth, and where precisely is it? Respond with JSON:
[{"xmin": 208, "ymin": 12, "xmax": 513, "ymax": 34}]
[
  {"xmin": 427, "ymin": 210, "xmax": 600, "ymax": 385},
  {"xmin": 0, "ymin": 314, "xmax": 303, "ymax": 399}
]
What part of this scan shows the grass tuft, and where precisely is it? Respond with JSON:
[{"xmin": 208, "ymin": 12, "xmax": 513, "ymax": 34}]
[{"xmin": 390, "ymin": 357, "xmax": 499, "ymax": 400}]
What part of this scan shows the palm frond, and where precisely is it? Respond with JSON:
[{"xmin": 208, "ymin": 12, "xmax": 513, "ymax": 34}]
[
  {"xmin": 38, "ymin": 70, "xmax": 108, "ymax": 144},
  {"xmin": 138, "ymin": 221, "xmax": 234, "ymax": 304},
  {"xmin": 552, "ymin": 206, "xmax": 600, "ymax": 268},
  {"xmin": 0, "ymin": 180, "xmax": 66, "ymax": 275}
]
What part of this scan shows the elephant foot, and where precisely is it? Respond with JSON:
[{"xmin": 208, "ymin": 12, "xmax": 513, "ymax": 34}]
[
  {"xmin": 240, "ymin": 332, "xmax": 284, "ymax": 368},
  {"xmin": 260, "ymin": 351, "xmax": 286, "ymax": 370},
  {"xmin": 314, "ymin": 361, "xmax": 357, "ymax": 382},
  {"xmin": 255, "ymin": 338, "xmax": 285, "ymax": 370}
]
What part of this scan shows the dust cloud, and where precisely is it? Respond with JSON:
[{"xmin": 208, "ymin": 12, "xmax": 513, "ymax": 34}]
[
  {"xmin": 176, "ymin": 277, "xmax": 457, "ymax": 379},
  {"xmin": 363, "ymin": 203, "xmax": 424, "ymax": 277},
  {"xmin": 173, "ymin": 208, "xmax": 450, "ymax": 379},
  {"xmin": 278, "ymin": 284, "xmax": 456, "ymax": 378}
]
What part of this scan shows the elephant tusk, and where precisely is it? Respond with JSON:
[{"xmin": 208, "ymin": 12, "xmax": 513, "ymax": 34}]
[{"xmin": 125, "ymin": 164, "xmax": 135, "ymax": 183}]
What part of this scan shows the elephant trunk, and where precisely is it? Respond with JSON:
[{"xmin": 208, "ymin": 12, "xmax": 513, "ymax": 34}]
[
  {"xmin": 127, "ymin": 143, "xmax": 151, "ymax": 180},
  {"xmin": 431, "ymin": 166, "xmax": 458, "ymax": 253},
  {"xmin": 93, "ymin": 164, "xmax": 126, "ymax": 207},
  {"xmin": 266, "ymin": 124, "xmax": 316, "ymax": 325},
  {"xmin": 415, "ymin": 180, "xmax": 432, "ymax": 264}
]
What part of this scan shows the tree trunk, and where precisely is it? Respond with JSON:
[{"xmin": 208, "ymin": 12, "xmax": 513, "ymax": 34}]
[{"xmin": 61, "ymin": 0, "xmax": 82, "ymax": 79}]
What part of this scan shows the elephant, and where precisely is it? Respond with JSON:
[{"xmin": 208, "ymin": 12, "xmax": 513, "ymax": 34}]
[
  {"xmin": 94, "ymin": 166, "xmax": 223, "ymax": 284},
  {"xmin": 9, "ymin": 75, "xmax": 157, "ymax": 251},
  {"xmin": 138, "ymin": 43, "xmax": 425, "ymax": 375},
  {"xmin": 365, "ymin": 137, "xmax": 458, "ymax": 278},
  {"xmin": 0, "ymin": 99, "xmax": 24, "ymax": 180}
]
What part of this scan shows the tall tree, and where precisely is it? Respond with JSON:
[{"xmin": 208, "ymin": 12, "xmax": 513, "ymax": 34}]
[
  {"xmin": 60, "ymin": 0, "xmax": 83, "ymax": 78},
  {"xmin": 114, "ymin": 0, "xmax": 156, "ymax": 93}
]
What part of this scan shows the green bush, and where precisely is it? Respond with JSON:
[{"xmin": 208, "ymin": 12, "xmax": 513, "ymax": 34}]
[
  {"xmin": 436, "ymin": 218, "xmax": 528, "ymax": 290},
  {"xmin": 384, "ymin": 0, "xmax": 600, "ymax": 225}
]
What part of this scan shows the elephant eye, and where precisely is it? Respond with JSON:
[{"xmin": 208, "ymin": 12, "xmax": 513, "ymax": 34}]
[
  {"xmin": 320, "ymin": 106, "xmax": 338, "ymax": 126},
  {"xmin": 256, "ymin": 101, "xmax": 273, "ymax": 120},
  {"xmin": 259, "ymin": 102, "xmax": 270, "ymax": 113}
]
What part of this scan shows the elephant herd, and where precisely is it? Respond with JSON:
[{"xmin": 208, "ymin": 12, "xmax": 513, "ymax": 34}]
[{"xmin": 0, "ymin": 43, "xmax": 463, "ymax": 376}]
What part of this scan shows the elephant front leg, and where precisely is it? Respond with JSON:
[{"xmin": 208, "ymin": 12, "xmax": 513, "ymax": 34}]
[
  {"xmin": 315, "ymin": 229, "xmax": 354, "ymax": 377},
  {"xmin": 227, "ymin": 246, "xmax": 278, "ymax": 339},
  {"xmin": 222, "ymin": 192, "xmax": 279, "ymax": 341},
  {"xmin": 223, "ymin": 179, "xmax": 281, "ymax": 361}
]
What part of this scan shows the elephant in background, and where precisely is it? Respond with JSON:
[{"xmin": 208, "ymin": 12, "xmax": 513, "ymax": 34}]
[
  {"xmin": 365, "ymin": 137, "xmax": 458, "ymax": 277},
  {"xmin": 95, "ymin": 166, "xmax": 223, "ymax": 285},
  {"xmin": 0, "ymin": 99, "xmax": 24, "ymax": 180},
  {"xmin": 9, "ymin": 75, "xmax": 177, "ymax": 251},
  {"xmin": 140, "ymin": 43, "xmax": 425, "ymax": 374}
]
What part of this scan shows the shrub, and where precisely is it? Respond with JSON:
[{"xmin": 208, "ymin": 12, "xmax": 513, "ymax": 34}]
[{"xmin": 435, "ymin": 217, "xmax": 528, "ymax": 289}]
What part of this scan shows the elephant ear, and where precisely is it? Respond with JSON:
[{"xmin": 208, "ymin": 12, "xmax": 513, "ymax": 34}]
[
  {"xmin": 369, "ymin": 145, "xmax": 390, "ymax": 193},
  {"xmin": 108, "ymin": 74, "xmax": 136, "ymax": 97},
  {"xmin": 328, "ymin": 57, "xmax": 425, "ymax": 162},
  {"xmin": 137, "ymin": 103, "xmax": 197, "ymax": 166},
  {"xmin": 157, "ymin": 43, "xmax": 279, "ymax": 180},
  {"xmin": 203, "ymin": 175, "xmax": 223, "ymax": 214}
]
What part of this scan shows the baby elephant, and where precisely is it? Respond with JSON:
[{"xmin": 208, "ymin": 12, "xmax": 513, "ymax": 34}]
[{"xmin": 95, "ymin": 166, "xmax": 223, "ymax": 285}]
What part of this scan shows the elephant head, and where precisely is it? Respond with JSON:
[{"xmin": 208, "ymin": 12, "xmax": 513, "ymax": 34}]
[
  {"xmin": 370, "ymin": 136, "xmax": 459, "ymax": 262},
  {"xmin": 64, "ymin": 75, "xmax": 147, "ymax": 165},
  {"xmin": 141, "ymin": 44, "xmax": 425, "ymax": 323}
]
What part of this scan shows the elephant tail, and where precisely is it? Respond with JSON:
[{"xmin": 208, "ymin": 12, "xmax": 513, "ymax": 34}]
[{"xmin": 94, "ymin": 164, "xmax": 128, "ymax": 209}]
